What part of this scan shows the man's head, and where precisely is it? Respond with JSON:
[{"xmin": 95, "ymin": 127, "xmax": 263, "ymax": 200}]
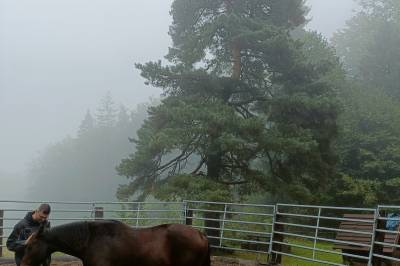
[{"xmin": 32, "ymin": 204, "xmax": 51, "ymax": 223}]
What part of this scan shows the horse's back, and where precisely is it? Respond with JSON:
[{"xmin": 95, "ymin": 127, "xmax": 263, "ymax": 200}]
[
  {"xmin": 131, "ymin": 224, "xmax": 210, "ymax": 266},
  {"xmin": 86, "ymin": 222, "xmax": 210, "ymax": 266}
]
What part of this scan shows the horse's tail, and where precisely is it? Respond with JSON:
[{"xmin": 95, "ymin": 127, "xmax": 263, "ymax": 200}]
[
  {"xmin": 203, "ymin": 242, "xmax": 211, "ymax": 266},
  {"xmin": 203, "ymin": 239, "xmax": 211, "ymax": 266}
]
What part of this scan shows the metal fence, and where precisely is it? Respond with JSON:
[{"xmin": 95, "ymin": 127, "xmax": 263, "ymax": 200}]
[
  {"xmin": 185, "ymin": 200, "xmax": 274, "ymax": 255},
  {"xmin": 1, "ymin": 200, "xmax": 400, "ymax": 265},
  {"xmin": 372, "ymin": 205, "xmax": 400, "ymax": 264},
  {"xmin": 0, "ymin": 200, "xmax": 273, "ymax": 261},
  {"xmin": 270, "ymin": 204, "xmax": 376, "ymax": 266}
]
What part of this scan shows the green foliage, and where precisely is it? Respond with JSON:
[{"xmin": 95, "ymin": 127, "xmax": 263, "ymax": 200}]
[
  {"xmin": 336, "ymin": 175, "xmax": 380, "ymax": 207},
  {"xmin": 332, "ymin": 1, "xmax": 400, "ymax": 205},
  {"xmin": 336, "ymin": 175, "xmax": 400, "ymax": 207},
  {"xmin": 118, "ymin": 1, "xmax": 342, "ymax": 204},
  {"xmin": 333, "ymin": 0, "xmax": 400, "ymax": 99},
  {"xmin": 154, "ymin": 174, "xmax": 232, "ymax": 202},
  {"xmin": 337, "ymin": 85, "xmax": 400, "ymax": 181}
]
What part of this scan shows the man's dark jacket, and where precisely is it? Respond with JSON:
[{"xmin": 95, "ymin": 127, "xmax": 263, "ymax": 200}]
[{"xmin": 6, "ymin": 211, "xmax": 50, "ymax": 266}]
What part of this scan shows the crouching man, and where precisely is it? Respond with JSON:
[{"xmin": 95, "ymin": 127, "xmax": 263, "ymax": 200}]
[{"xmin": 7, "ymin": 203, "xmax": 52, "ymax": 266}]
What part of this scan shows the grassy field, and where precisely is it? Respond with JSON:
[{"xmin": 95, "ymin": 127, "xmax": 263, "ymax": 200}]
[
  {"xmin": 282, "ymin": 238, "xmax": 343, "ymax": 265},
  {"xmin": 212, "ymin": 237, "xmax": 343, "ymax": 266}
]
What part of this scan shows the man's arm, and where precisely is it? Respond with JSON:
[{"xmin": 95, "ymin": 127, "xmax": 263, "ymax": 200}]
[{"xmin": 6, "ymin": 223, "xmax": 26, "ymax": 252}]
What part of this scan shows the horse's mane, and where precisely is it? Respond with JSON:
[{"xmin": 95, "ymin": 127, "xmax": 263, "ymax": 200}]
[
  {"xmin": 48, "ymin": 220, "xmax": 123, "ymax": 241},
  {"xmin": 49, "ymin": 221, "xmax": 89, "ymax": 238},
  {"xmin": 42, "ymin": 220, "xmax": 124, "ymax": 257},
  {"xmin": 45, "ymin": 221, "xmax": 90, "ymax": 252}
]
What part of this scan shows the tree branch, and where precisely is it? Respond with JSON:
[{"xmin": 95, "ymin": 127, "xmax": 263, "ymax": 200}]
[{"xmin": 156, "ymin": 136, "xmax": 198, "ymax": 172}]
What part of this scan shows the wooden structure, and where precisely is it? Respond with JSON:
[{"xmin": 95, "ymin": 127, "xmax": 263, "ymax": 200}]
[{"xmin": 334, "ymin": 214, "xmax": 400, "ymax": 265}]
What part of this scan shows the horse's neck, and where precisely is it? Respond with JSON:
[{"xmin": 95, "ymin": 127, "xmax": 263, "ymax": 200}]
[{"xmin": 46, "ymin": 223, "xmax": 89, "ymax": 259}]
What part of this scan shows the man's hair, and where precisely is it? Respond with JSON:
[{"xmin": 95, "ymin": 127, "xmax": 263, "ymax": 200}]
[{"xmin": 37, "ymin": 203, "xmax": 51, "ymax": 215}]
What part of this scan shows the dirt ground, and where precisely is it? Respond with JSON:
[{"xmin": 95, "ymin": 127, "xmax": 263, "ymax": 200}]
[
  {"xmin": 0, "ymin": 256, "xmax": 258, "ymax": 266},
  {"xmin": 0, "ymin": 262, "xmax": 81, "ymax": 266}
]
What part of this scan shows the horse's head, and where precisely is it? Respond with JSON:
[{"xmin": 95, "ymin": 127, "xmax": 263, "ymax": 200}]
[{"xmin": 21, "ymin": 224, "xmax": 50, "ymax": 266}]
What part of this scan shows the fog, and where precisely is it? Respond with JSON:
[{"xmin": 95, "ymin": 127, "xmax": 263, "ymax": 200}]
[{"xmin": 0, "ymin": 0, "xmax": 358, "ymax": 200}]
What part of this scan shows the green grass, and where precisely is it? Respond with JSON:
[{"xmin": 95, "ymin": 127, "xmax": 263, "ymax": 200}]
[
  {"xmin": 211, "ymin": 237, "xmax": 343, "ymax": 266},
  {"xmin": 1, "ymin": 238, "xmax": 12, "ymax": 258},
  {"xmin": 282, "ymin": 238, "xmax": 343, "ymax": 266},
  {"xmin": 1, "ymin": 248, "xmax": 13, "ymax": 258}
]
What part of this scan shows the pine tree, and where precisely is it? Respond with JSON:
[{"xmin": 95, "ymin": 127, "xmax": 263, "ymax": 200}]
[
  {"xmin": 117, "ymin": 105, "xmax": 130, "ymax": 128},
  {"xmin": 96, "ymin": 91, "xmax": 117, "ymax": 128},
  {"xmin": 118, "ymin": 0, "xmax": 341, "ymax": 205},
  {"xmin": 78, "ymin": 110, "xmax": 95, "ymax": 137}
]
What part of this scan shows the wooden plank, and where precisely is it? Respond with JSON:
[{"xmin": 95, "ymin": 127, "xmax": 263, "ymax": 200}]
[
  {"xmin": 336, "ymin": 237, "xmax": 371, "ymax": 242},
  {"xmin": 333, "ymin": 245, "xmax": 369, "ymax": 252},
  {"xmin": 336, "ymin": 213, "xmax": 400, "ymax": 258},
  {"xmin": 341, "ymin": 221, "xmax": 373, "ymax": 225},
  {"xmin": 336, "ymin": 232, "xmax": 372, "ymax": 237},
  {"xmin": 382, "ymin": 231, "xmax": 400, "ymax": 254},
  {"xmin": 340, "ymin": 222, "xmax": 373, "ymax": 227},
  {"xmin": 343, "ymin": 214, "xmax": 374, "ymax": 219},
  {"xmin": 339, "ymin": 224, "xmax": 371, "ymax": 228}
]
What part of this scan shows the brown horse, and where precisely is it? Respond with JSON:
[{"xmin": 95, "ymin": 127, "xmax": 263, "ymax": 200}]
[{"xmin": 21, "ymin": 220, "xmax": 210, "ymax": 266}]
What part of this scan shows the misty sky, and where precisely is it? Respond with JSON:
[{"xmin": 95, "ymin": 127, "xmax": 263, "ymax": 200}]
[{"xmin": 0, "ymin": 0, "xmax": 358, "ymax": 183}]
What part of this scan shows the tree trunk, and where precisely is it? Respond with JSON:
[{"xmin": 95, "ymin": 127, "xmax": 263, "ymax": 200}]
[
  {"xmin": 223, "ymin": 0, "xmax": 241, "ymax": 80},
  {"xmin": 232, "ymin": 42, "xmax": 241, "ymax": 80},
  {"xmin": 204, "ymin": 210, "xmax": 221, "ymax": 247},
  {"xmin": 205, "ymin": 149, "xmax": 223, "ymax": 246}
]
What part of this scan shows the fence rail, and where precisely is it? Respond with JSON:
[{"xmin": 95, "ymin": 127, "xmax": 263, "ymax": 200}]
[{"xmin": 1, "ymin": 200, "xmax": 400, "ymax": 265}]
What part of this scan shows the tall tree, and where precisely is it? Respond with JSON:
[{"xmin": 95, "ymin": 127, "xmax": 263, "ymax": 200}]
[
  {"xmin": 333, "ymin": 84, "xmax": 400, "ymax": 206},
  {"xmin": 96, "ymin": 91, "xmax": 118, "ymax": 127},
  {"xmin": 117, "ymin": 105, "xmax": 130, "ymax": 128},
  {"xmin": 118, "ymin": 0, "xmax": 341, "ymax": 206},
  {"xmin": 332, "ymin": 0, "xmax": 400, "ymax": 99},
  {"xmin": 78, "ymin": 110, "xmax": 95, "ymax": 137}
]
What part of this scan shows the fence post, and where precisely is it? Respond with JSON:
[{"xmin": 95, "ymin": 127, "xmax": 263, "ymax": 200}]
[
  {"xmin": 136, "ymin": 203, "xmax": 141, "ymax": 228},
  {"xmin": 269, "ymin": 209, "xmax": 283, "ymax": 264},
  {"xmin": 0, "ymin": 210, "xmax": 3, "ymax": 257},
  {"xmin": 205, "ymin": 210, "xmax": 222, "ymax": 247},
  {"xmin": 185, "ymin": 202, "xmax": 193, "ymax": 226},
  {"xmin": 312, "ymin": 208, "xmax": 322, "ymax": 259},
  {"xmin": 372, "ymin": 209, "xmax": 386, "ymax": 266},
  {"xmin": 94, "ymin": 207, "xmax": 104, "ymax": 220},
  {"xmin": 219, "ymin": 204, "xmax": 227, "ymax": 247}
]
